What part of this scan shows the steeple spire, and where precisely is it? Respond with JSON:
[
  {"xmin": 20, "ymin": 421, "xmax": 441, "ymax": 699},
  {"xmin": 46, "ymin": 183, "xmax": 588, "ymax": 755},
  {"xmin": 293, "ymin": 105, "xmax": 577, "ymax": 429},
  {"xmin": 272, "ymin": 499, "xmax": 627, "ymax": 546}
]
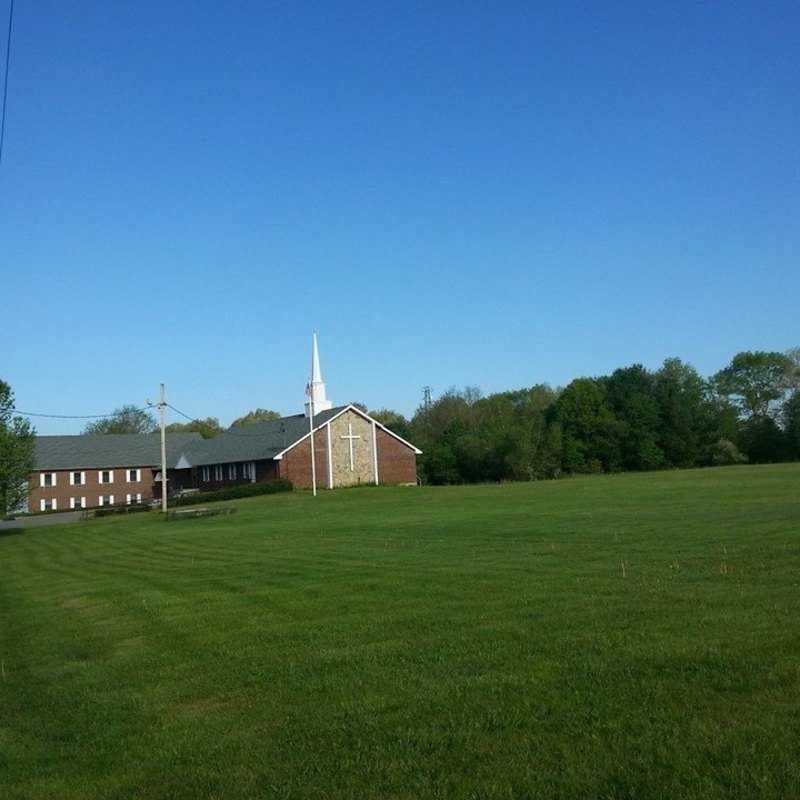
[
  {"xmin": 305, "ymin": 332, "xmax": 333, "ymax": 417},
  {"xmin": 311, "ymin": 331, "xmax": 323, "ymax": 384}
]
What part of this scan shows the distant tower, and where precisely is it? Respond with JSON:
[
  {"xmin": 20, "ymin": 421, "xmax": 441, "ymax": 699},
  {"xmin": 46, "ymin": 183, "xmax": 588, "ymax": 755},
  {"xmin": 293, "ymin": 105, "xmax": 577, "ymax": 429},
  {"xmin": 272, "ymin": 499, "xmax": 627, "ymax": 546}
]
[{"xmin": 304, "ymin": 332, "xmax": 333, "ymax": 417}]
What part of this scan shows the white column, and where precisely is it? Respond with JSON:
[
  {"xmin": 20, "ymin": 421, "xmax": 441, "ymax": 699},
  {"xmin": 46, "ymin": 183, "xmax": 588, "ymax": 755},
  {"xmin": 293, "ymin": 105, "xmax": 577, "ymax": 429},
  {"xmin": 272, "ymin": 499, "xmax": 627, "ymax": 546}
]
[{"xmin": 372, "ymin": 421, "xmax": 379, "ymax": 485}]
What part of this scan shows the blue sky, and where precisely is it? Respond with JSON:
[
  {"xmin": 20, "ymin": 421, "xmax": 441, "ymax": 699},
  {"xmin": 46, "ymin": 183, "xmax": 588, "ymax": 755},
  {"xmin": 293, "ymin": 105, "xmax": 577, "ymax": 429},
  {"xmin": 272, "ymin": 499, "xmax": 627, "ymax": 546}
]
[{"xmin": 2, "ymin": 2, "xmax": 798, "ymax": 433}]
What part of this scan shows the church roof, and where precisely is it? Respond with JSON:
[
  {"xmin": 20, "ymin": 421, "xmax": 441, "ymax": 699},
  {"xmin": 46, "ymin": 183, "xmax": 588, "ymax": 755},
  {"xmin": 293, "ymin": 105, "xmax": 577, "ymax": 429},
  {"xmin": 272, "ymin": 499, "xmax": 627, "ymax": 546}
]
[
  {"xmin": 32, "ymin": 404, "xmax": 419, "ymax": 472},
  {"xmin": 34, "ymin": 432, "xmax": 203, "ymax": 470},
  {"xmin": 177, "ymin": 406, "xmax": 347, "ymax": 467}
]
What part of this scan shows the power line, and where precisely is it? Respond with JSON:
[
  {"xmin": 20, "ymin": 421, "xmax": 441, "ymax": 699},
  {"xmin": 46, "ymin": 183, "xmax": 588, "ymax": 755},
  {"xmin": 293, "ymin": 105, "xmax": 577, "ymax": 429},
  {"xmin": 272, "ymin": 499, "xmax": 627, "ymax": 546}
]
[
  {"xmin": 15, "ymin": 407, "xmax": 151, "ymax": 420},
  {"xmin": 0, "ymin": 0, "xmax": 14, "ymax": 166}
]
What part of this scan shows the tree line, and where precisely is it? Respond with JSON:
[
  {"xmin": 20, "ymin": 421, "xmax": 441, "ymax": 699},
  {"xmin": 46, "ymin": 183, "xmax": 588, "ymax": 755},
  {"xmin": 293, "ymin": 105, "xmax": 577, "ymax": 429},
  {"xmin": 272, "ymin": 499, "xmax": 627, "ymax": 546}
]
[
  {"xmin": 2, "ymin": 349, "xmax": 799, "ymax": 512},
  {"xmin": 371, "ymin": 349, "xmax": 800, "ymax": 484}
]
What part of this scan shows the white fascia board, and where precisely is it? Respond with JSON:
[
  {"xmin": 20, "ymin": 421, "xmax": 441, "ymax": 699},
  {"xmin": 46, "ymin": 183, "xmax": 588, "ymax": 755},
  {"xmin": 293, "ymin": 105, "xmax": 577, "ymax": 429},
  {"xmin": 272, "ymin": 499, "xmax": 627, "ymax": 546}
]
[
  {"xmin": 175, "ymin": 454, "xmax": 192, "ymax": 469},
  {"xmin": 272, "ymin": 405, "xmax": 422, "ymax": 460}
]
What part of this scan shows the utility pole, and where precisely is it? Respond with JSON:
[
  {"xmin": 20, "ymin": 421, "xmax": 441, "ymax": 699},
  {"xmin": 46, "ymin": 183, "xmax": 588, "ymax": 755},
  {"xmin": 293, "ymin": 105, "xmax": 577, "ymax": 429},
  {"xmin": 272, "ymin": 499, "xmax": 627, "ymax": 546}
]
[{"xmin": 159, "ymin": 384, "xmax": 167, "ymax": 513}]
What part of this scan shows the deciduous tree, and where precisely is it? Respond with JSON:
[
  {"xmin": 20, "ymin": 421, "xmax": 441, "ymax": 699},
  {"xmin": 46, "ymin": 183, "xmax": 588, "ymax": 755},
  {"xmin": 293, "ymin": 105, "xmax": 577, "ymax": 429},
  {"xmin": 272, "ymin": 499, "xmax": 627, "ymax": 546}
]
[
  {"xmin": 0, "ymin": 380, "xmax": 35, "ymax": 514},
  {"xmin": 713, "ymin": 351, "xmax": 794, "ymax": 419},
  {"xmin": 83, "ymin": 405, "xmax": 157, "ymax": 435},
  {"xmin": 230, "ymin": 409, "xmax": 281, "ymax": 427}
]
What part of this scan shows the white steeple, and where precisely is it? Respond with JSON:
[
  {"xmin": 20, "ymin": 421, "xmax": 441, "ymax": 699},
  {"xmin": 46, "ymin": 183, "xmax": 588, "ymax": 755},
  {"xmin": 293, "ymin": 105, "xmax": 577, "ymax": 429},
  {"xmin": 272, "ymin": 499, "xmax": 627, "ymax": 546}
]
[{"xmin": 304, "ymin": 332, "xmax": 333, "ymax": 417}]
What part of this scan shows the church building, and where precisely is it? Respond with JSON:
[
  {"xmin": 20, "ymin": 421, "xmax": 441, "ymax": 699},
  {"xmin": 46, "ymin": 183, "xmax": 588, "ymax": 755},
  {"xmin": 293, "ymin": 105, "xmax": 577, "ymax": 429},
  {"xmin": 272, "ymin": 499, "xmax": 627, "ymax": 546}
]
[{"xmin": 27, "ymin": 335, "xmax": 420, "ymax": 511}]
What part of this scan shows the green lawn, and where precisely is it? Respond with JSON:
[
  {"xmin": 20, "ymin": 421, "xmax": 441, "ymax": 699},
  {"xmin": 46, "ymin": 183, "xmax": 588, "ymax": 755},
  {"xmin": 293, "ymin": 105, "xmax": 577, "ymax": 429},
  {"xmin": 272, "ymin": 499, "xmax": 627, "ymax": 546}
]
[{"xmin": 2, "ymin": 465, "xmax": 799, "ymax": 799}]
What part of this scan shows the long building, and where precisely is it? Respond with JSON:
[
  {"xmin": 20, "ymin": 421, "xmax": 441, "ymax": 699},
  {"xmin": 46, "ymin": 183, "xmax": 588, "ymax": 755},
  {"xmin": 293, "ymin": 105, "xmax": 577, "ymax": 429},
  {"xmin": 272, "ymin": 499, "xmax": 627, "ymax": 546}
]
[{"xmin": 28, "ymin": 337, "xmax": 420, "ymax": 512}]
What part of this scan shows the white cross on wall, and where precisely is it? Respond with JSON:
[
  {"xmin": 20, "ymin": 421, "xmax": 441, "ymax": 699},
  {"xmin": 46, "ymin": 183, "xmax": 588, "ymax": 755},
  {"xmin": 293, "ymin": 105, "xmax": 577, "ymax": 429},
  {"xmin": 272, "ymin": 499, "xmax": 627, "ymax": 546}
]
[{"xmin": 340, "ymin": 422, "xmax": 362, "ymax": 471}]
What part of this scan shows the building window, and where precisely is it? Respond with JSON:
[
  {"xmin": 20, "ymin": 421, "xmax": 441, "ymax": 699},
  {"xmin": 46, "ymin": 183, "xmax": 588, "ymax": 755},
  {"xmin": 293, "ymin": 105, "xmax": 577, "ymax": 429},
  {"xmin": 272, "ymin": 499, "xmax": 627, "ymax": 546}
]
[
  {"xmin": 99, "ymin": 470, "xmax": 114, "ymax": 484},
  {"xmin": 126, "ymin": 493, "xmax": 143, "ymax": 505},
  {"xmin": 228, "ymin": 463, "xmax": 237, "ymax": 480},
  {"xmin": 40, "ymin": 498, "xmax": 57, "ymax": 511},
  {"xmin": 70, "ymin": 497, "xmax": 85, "ymax": 510},
  {"xmin": 99, "ymin": 495, "xmax": 114, "ymax": 507},
  {"xmin": 214, "ymin": 464, "xmax": 223, "ymax": 481},
  {"xmin": 40, "ymin": 472, "xmax": 57, "ymax": 488},
  {"xmin": 201, "ymin": 466, "xmax": 210, "ymax": 482},
  {"xmin": 70, "ymin": 471, "xmax": 86, "ymax": 486},
  {"xmin": 242, "ymin": 462, "xmax": 255, "ymax": 481},
  {"xmin": 127, "ymin": 468, "xmax": 141, "ymax": 483}
]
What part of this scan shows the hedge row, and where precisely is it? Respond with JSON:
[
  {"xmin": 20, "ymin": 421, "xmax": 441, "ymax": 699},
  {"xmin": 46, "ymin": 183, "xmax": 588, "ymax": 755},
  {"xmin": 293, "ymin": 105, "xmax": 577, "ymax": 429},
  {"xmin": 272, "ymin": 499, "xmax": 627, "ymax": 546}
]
[
  {"xmin": 90, "ymin": 504, "xmax": 152, "ymax": 518},
  {"xmin": 168, "ymin": 479, "xmax": 293, "ymax": 507}
]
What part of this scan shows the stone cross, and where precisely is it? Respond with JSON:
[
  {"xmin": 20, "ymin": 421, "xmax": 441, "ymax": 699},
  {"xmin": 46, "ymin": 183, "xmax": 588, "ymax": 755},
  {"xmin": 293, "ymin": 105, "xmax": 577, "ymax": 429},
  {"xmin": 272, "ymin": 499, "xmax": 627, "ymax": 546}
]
[{"xmin": 340, "ymin": 422, "xmax": 361, "ymax": 471}]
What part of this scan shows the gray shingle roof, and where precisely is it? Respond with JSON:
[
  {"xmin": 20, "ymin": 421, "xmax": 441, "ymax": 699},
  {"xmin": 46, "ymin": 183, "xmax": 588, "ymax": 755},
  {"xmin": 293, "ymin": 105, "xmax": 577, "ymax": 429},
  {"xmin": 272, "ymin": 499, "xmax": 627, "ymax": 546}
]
[
  {"xmin": 179, "ymin": 406, "xmax": 346, "ymax": 467},
  {"xmin": 32, "ymin": 405, "xmax": 408, "ymax": 472},
  {"xmin": 34, "ymin": 432, "xmax": 203, "ymax": 470}
]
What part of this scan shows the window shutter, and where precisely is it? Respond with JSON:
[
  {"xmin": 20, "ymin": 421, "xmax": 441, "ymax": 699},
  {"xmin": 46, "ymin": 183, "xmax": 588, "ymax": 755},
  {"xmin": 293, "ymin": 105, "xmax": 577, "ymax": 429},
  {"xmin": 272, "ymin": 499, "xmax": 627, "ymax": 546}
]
[
  {"xmin": 109, "ymin": 470, "xmax": 114, "ymax": 483},
  {"xmin": 53, "ymin": 473, "xmax": 57, "ymax": 487},
  {"xmin": 40, "ymin": 473, "xmax": 44, "ymax": 487},
  {"xmin": 70, "ymin": 472, "xmax": 74, "ymax": 486},
  {"xmin": 52, "ymin": 499, "xmax": 57, "ymax": 510},
  {"xmin": 110, "ymin": 495, "xmax": 114, "ymax": 505},
  {"xmin": 40, "ymin": 499, "xmax": 45, "ymax": 511},
  {"xmin": 81, "ymin": 472, "xmax": 86, "ymax": 485}
]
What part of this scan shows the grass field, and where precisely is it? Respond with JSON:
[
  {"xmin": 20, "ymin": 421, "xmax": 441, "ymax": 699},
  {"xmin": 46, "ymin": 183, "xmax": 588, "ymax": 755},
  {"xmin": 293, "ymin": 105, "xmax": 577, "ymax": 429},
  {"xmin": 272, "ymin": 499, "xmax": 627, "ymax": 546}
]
[{"xmin": 2, "ymin": 465, "xmax": 799, "ymax": 799}]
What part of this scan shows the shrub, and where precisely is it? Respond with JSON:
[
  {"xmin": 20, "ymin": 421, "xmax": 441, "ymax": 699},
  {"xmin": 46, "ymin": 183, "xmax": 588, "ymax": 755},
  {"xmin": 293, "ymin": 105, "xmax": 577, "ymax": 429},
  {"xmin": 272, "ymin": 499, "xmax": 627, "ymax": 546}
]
[
  {"xmin": 710, "ymin": 439, "xmax": 748, "ymax": 466},
  {"xmin": 168, "ymin": 479, "xmax": 293, "ymax": 507},
  {"xmin": 91, "ymin": 504, "xmax": 152, "ymax": 518}
]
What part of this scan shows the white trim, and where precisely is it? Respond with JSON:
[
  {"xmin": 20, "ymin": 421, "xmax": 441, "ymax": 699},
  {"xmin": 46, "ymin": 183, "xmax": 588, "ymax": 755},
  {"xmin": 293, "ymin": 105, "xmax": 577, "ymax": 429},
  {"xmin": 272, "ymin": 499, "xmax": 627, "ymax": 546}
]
[
  {"xmin": 372, "ymin": 420, "xmax": 379, "ymax": 485},
  {"xmin": 326, "ymin": 421, "xmax": 333, "ymax": 489},
  {"xmin": 272, "ymin": 405, "xmax": 422, "ymax": 460}
]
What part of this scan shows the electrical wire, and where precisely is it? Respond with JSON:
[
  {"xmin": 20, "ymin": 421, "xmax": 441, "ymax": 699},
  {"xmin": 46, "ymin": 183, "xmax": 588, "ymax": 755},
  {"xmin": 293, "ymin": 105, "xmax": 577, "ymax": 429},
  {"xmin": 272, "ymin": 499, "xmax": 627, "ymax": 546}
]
[
  {"xmin": 0, "ymin": 0, "xmax": 15, "ymax": 166},
  {"xmin": 15, "ymin": 408, "xmax": 151, "ymax": 420}
]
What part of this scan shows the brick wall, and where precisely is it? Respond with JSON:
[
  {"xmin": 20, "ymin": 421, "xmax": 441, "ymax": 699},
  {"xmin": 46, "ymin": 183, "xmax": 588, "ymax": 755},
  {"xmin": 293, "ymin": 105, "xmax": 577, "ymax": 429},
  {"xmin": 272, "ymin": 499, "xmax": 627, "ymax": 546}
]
[
  {"xmin": 28, "ymin": 466, "xmax": 154, "ymax": 512},
  {"xmin": 376, "ymin": 429, "xmax": 418, "ymax": 485},
  {"xmin": 278, "ymin": 429, "xmax": 330, "ymax": 489}
]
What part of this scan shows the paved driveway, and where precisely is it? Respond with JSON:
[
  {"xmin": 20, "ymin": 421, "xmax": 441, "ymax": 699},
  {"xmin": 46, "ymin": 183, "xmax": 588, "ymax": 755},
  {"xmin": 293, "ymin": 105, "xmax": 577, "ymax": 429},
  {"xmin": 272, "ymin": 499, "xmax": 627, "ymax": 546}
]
[{"xmin": 0, "ymin": 511, "xmax": 83, "ymax": 531}]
